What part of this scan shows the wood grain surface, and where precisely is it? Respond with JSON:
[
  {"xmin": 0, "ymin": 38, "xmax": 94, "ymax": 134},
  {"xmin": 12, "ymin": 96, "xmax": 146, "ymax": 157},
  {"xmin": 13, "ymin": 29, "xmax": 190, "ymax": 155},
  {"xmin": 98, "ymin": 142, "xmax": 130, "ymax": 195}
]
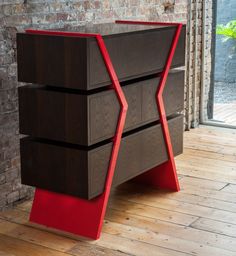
[
  {"xmin": 20, "ymin": 115, "xmax": 183, "ymax": 199},
  {"xmin": 17, "ymin": 25, "xmax": 186, "ymax": 90}
]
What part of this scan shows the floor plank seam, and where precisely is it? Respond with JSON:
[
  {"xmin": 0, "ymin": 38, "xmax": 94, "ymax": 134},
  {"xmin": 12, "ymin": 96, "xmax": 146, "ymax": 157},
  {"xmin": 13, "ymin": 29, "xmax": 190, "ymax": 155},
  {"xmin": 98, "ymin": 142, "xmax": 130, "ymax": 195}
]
[
  {"xmin": 103, "ymin": 215, "xmax": 236, "ymax": 253},
  {"xmin": 188, "ymin": 224, "xmax": 236, "ymax": 239},
  {"xmin": 178, "ymin": 173, "xmax": 235, "ymax": 187},
  {"xmin": 184, "ymin": 145, "xmax": 236, "ymax": 156},
  {"xmin": 186, "ymin": 217, "xmax": 201, "ymax": 228},
  {"xmin": 0, "ymin": 217, "xmax": 135, "ymax": 256},
  {"xmin": 108, "ymin": 206, "xmax": 188, "ymax": 227},
  {"xmin": 114, "ymin": 190, "xmax": 236, "ymax": 214},
  {"xmin": 0, "ymin": 233, "xmax": 75, "ymax": 256},
  {"xmin": 219, "ymin": 183, "xmax": 231, "ymax": 191},
  {"xmin": 115, "ymin": 197, "xmax": 236, "ymax": 223},
  {"xmin": 102, "ymin": 230, "xmax": 194, "ymax": 256}
]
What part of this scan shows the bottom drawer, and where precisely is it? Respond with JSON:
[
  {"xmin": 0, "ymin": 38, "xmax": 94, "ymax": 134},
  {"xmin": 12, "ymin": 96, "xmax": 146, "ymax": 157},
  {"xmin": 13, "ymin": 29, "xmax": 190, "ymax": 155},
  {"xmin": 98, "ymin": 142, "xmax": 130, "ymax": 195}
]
[{"xmin": 20, "ymin": 115, "xmax": 183, "ymax": 200}]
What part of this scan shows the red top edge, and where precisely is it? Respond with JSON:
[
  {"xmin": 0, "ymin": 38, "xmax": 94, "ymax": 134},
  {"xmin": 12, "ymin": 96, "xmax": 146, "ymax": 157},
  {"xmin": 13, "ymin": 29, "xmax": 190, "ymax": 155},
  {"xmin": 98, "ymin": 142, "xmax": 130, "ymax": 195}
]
[
  {"xmin": 26, "ymin": 20, "xmax": 182, "ymax": 36},
  {"xmin": 115, "ymin": 20, "xmax": 182, "ymax": 26},
  {"xmin": 26, "ymin": 29, "xmax": 99, "ymax": 37}
]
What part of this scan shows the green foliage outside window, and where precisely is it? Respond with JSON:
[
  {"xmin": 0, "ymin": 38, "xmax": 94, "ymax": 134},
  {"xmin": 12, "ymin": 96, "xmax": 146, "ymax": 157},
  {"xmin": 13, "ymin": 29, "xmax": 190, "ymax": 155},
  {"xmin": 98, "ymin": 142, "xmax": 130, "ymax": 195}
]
[{"xmin": 216, "ymin": 19, "xmax": 236, "ymax": 41}]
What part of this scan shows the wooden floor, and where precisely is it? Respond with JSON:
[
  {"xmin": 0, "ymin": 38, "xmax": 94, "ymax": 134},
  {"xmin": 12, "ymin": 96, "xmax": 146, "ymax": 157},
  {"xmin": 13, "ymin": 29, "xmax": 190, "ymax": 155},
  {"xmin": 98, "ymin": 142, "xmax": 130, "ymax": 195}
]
[
  {"xmin": 0, "ymin": 125, "xmax": 236, "ymax": 256},
  {"xmin": 214, "ymin": 103, "xmax": 236, "ymax": 126}
]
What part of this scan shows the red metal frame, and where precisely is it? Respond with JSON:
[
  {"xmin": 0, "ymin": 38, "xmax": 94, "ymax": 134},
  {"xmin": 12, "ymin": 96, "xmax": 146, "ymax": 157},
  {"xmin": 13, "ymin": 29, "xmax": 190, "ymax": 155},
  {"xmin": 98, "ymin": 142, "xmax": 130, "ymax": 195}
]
[
  {"xmin": 26, "ymin": 29, "xmax": 128, "ymax": 240},
  {"xmin": 116, "ymin": 20, "xmax": 182, "ymax": 191},
  {"xmin": 25, "ymin": 20, "xmax": 182, "ymax": 240}
]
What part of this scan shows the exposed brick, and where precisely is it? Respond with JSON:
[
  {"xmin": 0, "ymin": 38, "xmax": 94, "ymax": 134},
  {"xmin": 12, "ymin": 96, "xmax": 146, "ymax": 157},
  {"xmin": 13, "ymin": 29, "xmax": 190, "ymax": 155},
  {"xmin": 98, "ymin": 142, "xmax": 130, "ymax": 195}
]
[
  {"xmin": 0, "ymin": 160, "xmax": 11, "ymax": 174},
  {"xmin": 5, "ymin": 168, "xmax": 19, "ymax": 182},
  {"xmin": 7, "ymin": 190, "xmax": 19, "ymax": 204},
  {"xmin": 0, "ymin": 173, "xmax": 6, "ymax": 185},
  {"xmin": 12, "ymin": 178, "xmax": 22, "ymax": 191},
  {"xmin": 0, "ymin": 183, "xmax": 12, "ymax": 198},
  {"xmin": 163, "ymin": 1, "xmax": 175, "ymax": 13},
  {"xmin": 19, "ymin": 185, "xmax": 34, "ymax": 199}
]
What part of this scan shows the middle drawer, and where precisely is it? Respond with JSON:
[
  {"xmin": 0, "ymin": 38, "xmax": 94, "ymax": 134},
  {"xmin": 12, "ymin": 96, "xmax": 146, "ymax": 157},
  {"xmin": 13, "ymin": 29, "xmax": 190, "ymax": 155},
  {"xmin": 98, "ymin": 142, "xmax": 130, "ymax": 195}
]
[{"xmin": 19, "ymin": 70, "xmax": 184, "ymax": 146}]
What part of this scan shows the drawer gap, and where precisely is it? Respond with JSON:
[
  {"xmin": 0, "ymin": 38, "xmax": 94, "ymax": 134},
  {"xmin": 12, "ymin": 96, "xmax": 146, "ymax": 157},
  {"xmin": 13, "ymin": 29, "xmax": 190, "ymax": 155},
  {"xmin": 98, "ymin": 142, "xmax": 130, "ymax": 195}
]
[{"xmin": 25, "ymin": 114, "xmax": 182, "ymax": 151}]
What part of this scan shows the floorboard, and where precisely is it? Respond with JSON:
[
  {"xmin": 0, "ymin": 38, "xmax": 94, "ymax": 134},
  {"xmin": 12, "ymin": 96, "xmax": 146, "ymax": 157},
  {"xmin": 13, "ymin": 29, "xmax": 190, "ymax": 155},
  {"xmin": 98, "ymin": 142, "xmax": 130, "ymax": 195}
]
[{"xmin": 0, "ymin": 125, "xmax": 236, "ymax": 255}]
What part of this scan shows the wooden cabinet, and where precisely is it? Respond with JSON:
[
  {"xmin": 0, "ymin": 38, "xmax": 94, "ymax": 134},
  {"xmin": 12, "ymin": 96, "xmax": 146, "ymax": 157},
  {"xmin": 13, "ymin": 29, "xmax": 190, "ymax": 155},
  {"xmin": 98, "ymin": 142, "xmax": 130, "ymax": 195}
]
[
  {"xmin": 17, "ymin": 23, "xmax": 185, "ymax": 90},
  {"xmin": 17, "ymin": 22, "xmax": 186, "ymax": 200}
]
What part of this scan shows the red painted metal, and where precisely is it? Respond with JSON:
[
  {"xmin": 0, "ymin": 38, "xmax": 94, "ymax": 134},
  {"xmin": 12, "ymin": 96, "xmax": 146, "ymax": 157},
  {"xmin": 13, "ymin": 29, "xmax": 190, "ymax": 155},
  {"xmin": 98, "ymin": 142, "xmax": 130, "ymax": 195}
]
[
  {"xmin": 116, "ymin": 20, "xmax": 182, "ymax": 191},
  {"xmin": 26, "ymin": 29, "xmax": 128, "ymax": 240},
  {"xmin": 25, "ymin": 20, "xmax": 182, "ymax": 240},
  {"xmin": 115, "ymin": 19, "xmax": 181, "ymax": 26}
]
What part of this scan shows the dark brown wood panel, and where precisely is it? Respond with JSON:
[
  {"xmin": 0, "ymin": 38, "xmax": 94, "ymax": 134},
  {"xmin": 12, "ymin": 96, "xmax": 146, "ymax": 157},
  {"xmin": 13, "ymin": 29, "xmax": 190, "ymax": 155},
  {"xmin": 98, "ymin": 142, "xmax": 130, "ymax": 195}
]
[
  {"xmin": 20, "ymin": 139, "xmax": 90, "ymax": 199},
  {"xmin": 17, "ymin": 25, "xmax": 186, "ymax": 90},
  {"xmin": 142, "ymin": 69, "xmax": 184, "ymax": 124},
  {"xmin": 19, "ymin": 70, "xmax": 184, "ymax": 146},
  {"xmin": 88, "ymin": 26, "xmax": 186, "ymax": 89},
  {"xmin": 112, "ymin": 114, "xmax": 183, "ymax": 188},
  {"xmin": 17, "ymin": 34, "xmax": 88, "ymax": 89},
  {"xmin": 20, "ymin": 115, "xmax": 183, "ymax": 200}
]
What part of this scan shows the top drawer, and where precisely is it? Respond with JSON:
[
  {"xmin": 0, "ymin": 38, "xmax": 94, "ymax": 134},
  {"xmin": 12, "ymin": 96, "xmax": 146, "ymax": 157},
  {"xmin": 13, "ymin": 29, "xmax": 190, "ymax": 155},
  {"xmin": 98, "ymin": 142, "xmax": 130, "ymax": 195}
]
[{"xmin": 17, "ymin": 24, "xmax": 186, "ymax": 90}]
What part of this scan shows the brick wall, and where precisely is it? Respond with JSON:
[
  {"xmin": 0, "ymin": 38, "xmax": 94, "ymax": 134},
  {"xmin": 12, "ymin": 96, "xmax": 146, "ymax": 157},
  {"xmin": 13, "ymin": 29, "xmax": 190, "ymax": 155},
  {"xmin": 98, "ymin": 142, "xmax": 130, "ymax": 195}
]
[
  {"xmin": 0, "ymin": 0, "xmax": 190, "ymax": 210},
  {"xmin": 199, "ymin": 0, "xmax": 214, "ymax": 122},
  {"xmin": 184, "ymin": 0, "xmax": 202, "ymax": 128}
]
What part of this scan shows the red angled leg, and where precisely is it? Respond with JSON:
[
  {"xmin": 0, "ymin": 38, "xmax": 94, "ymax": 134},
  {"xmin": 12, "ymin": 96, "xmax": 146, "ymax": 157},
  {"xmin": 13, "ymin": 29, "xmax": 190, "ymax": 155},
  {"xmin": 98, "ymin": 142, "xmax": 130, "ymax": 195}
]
[
  {"xmin": 115, "ymin": 20, "xmax": 182, "ymax": 191},
  {"xmin": 26, "ymin": 29, "xmax": 127, "ymax": 240}
]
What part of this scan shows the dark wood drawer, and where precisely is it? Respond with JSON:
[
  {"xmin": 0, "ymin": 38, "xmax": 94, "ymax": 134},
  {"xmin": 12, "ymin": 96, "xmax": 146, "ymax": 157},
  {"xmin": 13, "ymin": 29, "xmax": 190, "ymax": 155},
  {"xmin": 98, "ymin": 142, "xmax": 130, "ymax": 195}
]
[
  {"xmin": 19, "ymin": 70, "xmax": 184, "ymax": 146},
  {"xmin": 20, "ymin": 114, "xmax": 183, "ymax": 200},
  {"xmin": 17, "ymin": 23, "xmax": 186, "ymax": 90}
]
